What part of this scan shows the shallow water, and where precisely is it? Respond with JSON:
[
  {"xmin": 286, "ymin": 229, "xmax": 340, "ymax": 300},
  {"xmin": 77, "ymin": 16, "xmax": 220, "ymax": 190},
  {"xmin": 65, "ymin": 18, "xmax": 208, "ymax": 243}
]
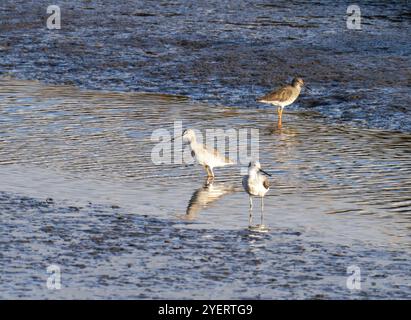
[
  {"xmin": 0, "ymin": 79, "xmax": 410, "ymax": 299},
  {"xmin": 0, "ymin": 0, "xmax": 410, "ymax": 131}
]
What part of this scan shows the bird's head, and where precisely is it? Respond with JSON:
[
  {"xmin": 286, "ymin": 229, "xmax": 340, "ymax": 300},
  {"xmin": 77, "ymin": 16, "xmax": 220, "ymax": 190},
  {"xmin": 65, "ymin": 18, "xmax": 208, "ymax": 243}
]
[
  {"xmin": 292, "ymin": 77, "xmax": 304, "ymax": 88},
  {"xmin": 170, "ymin": 128, "xmax": 196, "ymax": 143},
  {"xmin": 182, "ymin": 129, "xmax": 196, "ymax": 143},
  {"xmin": 249, "ymin": 160, "xmax": 261, "ymax": 170},
  {"xmin": 248, "ymin": 161, "xmax": 271, "ymax": 176}
]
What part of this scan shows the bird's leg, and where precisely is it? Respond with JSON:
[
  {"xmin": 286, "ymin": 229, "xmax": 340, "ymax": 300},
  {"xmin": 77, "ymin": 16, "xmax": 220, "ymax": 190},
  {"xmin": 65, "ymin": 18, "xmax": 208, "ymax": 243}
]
[
  {"xmin": 260, "ymin": 197, "xmax": 265, "ymax": 226},
  {"xmin": 204, "ymin": 176, "xmax": 213, "ymax": 187},
  {"xmin": 204, "ymin": 165, "xmax": 211, "ymax": 177},
  {"xmin": 209, "ymin": 167, "xmax": 215, "ymax": 178},
  {"xmin": 248, "ymin": 196, "xmax": 253, "ymax": 226},
  {"xmin": 277, "ymin": 107, "xmax": 283, "ymax": 128},
  {"xmin": 204, "ymin": 166, "xmax": 215, "ymax": 185}
]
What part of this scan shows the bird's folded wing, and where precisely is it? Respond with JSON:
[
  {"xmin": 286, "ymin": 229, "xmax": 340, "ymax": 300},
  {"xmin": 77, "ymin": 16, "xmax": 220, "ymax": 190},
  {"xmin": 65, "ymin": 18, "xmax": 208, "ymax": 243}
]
[
  {"xmin": 258, "ymin": 85, "xmax": 293, "ymax": 102},
  {"xmin": 263, "ymin": 177, "xmax": 270, "ymax": 189}
]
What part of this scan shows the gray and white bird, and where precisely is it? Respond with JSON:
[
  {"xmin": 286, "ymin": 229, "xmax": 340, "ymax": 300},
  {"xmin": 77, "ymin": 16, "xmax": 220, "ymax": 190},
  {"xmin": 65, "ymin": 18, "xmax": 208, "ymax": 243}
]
[
  {"xmin": 173, "ymin": 129, "xmax": 234, "ymax": 179},
  {"xmin": 257, "ymin": 77, "xmax": 307, "ymax": 127},
  {"xmin": 242, "ymin": 161, "xmax": 271, "ymax": 231}
]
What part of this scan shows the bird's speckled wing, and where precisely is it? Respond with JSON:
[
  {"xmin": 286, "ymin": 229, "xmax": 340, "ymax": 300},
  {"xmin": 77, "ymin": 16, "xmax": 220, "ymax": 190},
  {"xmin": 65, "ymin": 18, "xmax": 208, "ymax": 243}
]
[
  {"xmin": 258, "ymin": 85, "xmax": 294, "ymax": 103},
  {"xmin": 263, "ymin": 176, "xmax": 270, "ymax": 190}
]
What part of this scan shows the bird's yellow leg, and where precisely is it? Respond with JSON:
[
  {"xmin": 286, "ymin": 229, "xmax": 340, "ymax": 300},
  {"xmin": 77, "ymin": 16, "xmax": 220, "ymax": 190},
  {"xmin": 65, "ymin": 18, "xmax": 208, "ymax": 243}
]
[
  {"xmin": 204, "ymin": 165, "xmax": 210, "ymax": 177},
  {"xmin": 204, "ymin": 176, "xmax": 213, "ymax": 186},
  {"xmin": 205, "ymin": 165, "xmax": 214, "ymax": 178},
  {"xmin": 277, "ymin": 107, "xmax": 283, "ymax": 128}
]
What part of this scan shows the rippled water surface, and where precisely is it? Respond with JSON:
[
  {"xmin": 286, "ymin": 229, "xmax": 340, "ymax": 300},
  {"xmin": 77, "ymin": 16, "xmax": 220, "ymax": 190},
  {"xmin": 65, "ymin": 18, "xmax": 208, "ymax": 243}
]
[
  {"xmin": 0, "ymin": 0, "xmax": 410, "ymax": 130},
  {"xmin": 0, "ymin": 79, "xmax": 410, "ymax": 299}
]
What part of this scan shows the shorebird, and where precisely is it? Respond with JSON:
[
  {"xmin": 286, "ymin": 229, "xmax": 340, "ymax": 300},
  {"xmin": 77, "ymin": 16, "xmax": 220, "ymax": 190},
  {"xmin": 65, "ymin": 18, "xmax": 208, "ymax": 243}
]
[
  {"xmin": 242, "ymin": 161, "xmax": 271, "ymax": 231},
  {"xmin": 257, "ymin": 77, "xmax": 307, "ymax": 127},
  {"xmin": 172, "ymin": 129, "xmax": 234, "ymax": 178}
]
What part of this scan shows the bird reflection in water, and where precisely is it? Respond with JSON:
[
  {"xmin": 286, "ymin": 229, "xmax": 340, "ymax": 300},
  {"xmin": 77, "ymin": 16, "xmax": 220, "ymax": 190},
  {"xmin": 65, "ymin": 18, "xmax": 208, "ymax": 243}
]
[{"xmin": 184, "ymin": 178, "xmax": 236, "ymax": 220}]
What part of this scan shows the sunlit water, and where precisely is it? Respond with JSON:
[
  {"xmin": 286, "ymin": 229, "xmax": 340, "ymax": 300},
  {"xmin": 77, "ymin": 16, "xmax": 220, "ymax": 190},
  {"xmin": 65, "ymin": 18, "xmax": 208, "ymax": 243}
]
[
  {"xmin": 0, "ymin": 79, "xmax": 410, "ymax": 299},
  {"xmin": 1, "ymin": 0, "xmax": 410, "ymax": 131}
]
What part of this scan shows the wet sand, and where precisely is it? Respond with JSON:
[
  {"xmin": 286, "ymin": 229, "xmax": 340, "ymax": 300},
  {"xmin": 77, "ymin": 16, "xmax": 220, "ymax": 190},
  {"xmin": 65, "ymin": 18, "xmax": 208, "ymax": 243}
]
[{"xmin": 0, "ymin": 79, "xmax": 410, "ymax": 299}]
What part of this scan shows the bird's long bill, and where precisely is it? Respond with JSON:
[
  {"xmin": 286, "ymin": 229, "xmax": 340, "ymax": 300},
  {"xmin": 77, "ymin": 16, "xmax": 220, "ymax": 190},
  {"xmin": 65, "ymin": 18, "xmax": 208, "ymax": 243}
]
[
  {"xmin": 305, "ymin": 85, "xmax": 313, "ymax": 93},
  {"xmin": 170, "ymin": 135, "xmax": 182, "ymax": 142},
  {"xmin": 259, "ymin": 169, "xmax": 272, "ymax": 177}
]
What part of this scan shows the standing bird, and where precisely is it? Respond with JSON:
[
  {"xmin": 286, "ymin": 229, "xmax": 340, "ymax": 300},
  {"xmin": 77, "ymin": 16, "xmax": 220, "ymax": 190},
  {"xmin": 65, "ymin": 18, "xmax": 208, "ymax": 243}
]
[
  {"xmin": 173, "ymin": 129, "xmax": 234, "ymax": 179},
  {"xmin": 257, "ymin": 77, "xmax": 307, "ymax": 127},
  {"xmin": 242, "ymin": 161, "xmax": 271, "ymax": 231}
]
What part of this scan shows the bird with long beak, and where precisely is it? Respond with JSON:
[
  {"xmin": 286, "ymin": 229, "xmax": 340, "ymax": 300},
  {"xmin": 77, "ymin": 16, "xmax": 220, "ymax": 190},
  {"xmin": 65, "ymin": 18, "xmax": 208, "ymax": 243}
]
[
  {"xmin": 257, "ymin": 77, "xmax": 310, "ymax": 128},
  {"xmin": 172, "ymin": 129, "xmax": 234, "ymax": 179},
  {"xmin": 242, "ymin": 161, "xmax": 271, "ymax": 231}
]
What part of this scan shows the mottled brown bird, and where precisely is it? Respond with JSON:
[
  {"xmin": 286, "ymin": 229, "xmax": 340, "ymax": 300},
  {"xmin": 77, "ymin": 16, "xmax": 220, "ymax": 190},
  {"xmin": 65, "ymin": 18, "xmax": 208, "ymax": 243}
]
[{"xmin": 257, "ymin": 77, "xmax": 306, "ymax": 127}]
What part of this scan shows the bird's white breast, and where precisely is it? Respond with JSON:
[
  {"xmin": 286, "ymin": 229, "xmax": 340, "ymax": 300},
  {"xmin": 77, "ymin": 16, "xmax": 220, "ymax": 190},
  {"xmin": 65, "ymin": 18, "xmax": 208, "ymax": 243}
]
[{"xmin": 243, "ymin": 174, "xmax": 269, "ymax": 197}]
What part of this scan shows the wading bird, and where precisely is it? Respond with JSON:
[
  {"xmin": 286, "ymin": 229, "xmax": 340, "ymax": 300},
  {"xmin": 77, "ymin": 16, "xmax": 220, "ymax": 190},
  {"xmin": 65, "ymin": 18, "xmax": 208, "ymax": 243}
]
[
  {"xmin": 172, "ymin": 129, "xmax": 234, "ymax": 179},
  {"xmin": 257, "ymin": 77, "xmax": 308, "ymax": 127},
  {"xmin": 242, "ymin": 161, "xmax": 271, "ymax": 231}
]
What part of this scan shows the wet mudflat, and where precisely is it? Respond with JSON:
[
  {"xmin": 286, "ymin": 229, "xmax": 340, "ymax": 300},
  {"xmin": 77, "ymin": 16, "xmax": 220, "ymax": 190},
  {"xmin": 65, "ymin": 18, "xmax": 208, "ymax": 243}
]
[
  {"xmin": 0, "ymin": 0, "xmax": 410, "ymax": 130},
  {"xmin": 0, "ymin": 80, "xmax": 410, "ymax": 299}
]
